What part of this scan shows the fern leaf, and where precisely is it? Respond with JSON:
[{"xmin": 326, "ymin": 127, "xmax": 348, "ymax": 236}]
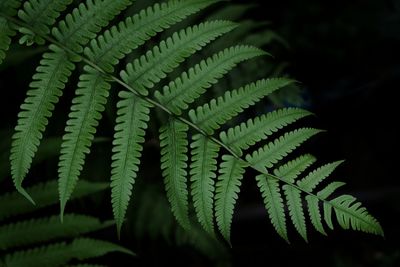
[
  {"xmin": 331, "ymin": 195, "xmax": 383, "ymax": 235},
  {"xmin": 317, "ymin": 181, "xmax": 346, "ymax": 199},
  {"xmin": 160, "ymin": 118, "xmax": 191, "ymax": 230},
  {"xmin": 246, "ymin": 128, "xmax": 322, "ymax": 172},
  {"xmin": 86, "ymin": 0, "xmax": 220, "ymax": 73},
  {"xmin": 0, "ymin": 0, "xmax": 22, "ymax": 14},
  {"xmin": 0, "ymin": 17, "xmax": 15, "ymax": 64},
  {"xmin": 297, "ymin": 161, "xmax": 344, "ymax": 192},
  {"xmin": 256, "ymin": 175, "xmax": 288, "ymax": 242},
  {"xmin": 220, "ymin": 108, "xmax": 313, "ymax": 155},
  {"xmin": 189, "ymin": 78, "xmax": 293, "ymax": 134},
  {"xmin": 0, "ymin": 0, "xmax": 22, "ymax": 63},
  {"xmin": 111, "ymin": 93, "xmax": 151, "ymax": 235},
  {"xmin": 53, "ymin": 0, "xmax": 132, "ymax": 53},
  {"xmin": 155, "ymin": 45, "xmax": 267, "ymax": 115},
  {"xmin": 66, "ymin": 265, "xmax": 107, "ymax": 267},
  {"xmin": 4, "ymin": 238, "xmax": 134, "ymax": 267},
  {"xmin": 305, "ymin": 195, "xmax": 326, "ymax": 236},
  {"xmin": 58, "ymin": 68, "xmax": 110, "ymax": 218},
  {"xmin": 10, "ymin": 0, "xmax": 130, "ymax": 203},
  {"xmin": 323, "ymin": 202, "xmax": 334, "ymax": 230},
  {"xmin": 283, "ymin": 185, "xmax": 307, "ymax": 242},
  {"xmin": 316, "ymin": 181, "xmax": 346, "ymax": 230},
  {"xmin": 70, "ymin": 238, "xmax": 135, "ymax": 258},
  {"xmin": 0, "ymin": 180, "xmax": 107, "ymax": 221},
  {"xmin": 317, "ymin": 181, "xmax": 345, "ymax": 231},
  {"xmin": 11, "ymin": 45, "xmax": 75, "ymax": 204},
  {"xmin": 215, "ymin": 155, "xmax": 247, "ymax": 244},
  {"xmin": 18, "ymin": 0, "xmax": 73, "ymax": 45},
  {"xmin": 274, "ymin": 154, "xmax": 317, "ymax": 183},
  {"xmin": 120, "ymin": 20, "xmax": 237, "ymax": 94},
  {"xmin": 0, "ymin": 214, "xmax": 113, "ymax": 250},
  {"xmin": 190, "ymin": 134, "xmax": 220, "ymax": 235}
]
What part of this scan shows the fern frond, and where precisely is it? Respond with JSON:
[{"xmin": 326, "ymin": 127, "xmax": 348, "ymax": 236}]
[
  {"xmin": 0, "ymin": 17, "xmax": 15, "ymax": 64},
  {"xmin": 0, "ymin": 214, "xmax": 113, "ymax": 250},
  {"xmin": 10, "ymin": 0, "xmax": 131, "ymax": 203},
  {"xmin": 111, "ymin": 93, "xmax": 151, "ymax": 235},
  {"xmin": 189, "ymin": 78, "xmax": 293, "ymax": 135},
  {"xmin": 0, "ymin": 0, "xmax": 383, "ymax": 247},
  {"xmin": 66, "ymin": 265, "xmax": 106, "ymax": 267},
  {"xmin": 0, "ymin": 180, "xmax": 107, "ymax": 221},
  {"xmin": 190, "ymin": 134, "xmax": 220, "ymax": 235},
  {"xmin": 264, "ymin": 159, "xmax": 382, "ymax": 241},
  {"xmin": 256, "ymin": 175, "xmax": 288, "ymax": 241},
  {"xmin": 0, "ymin": 0, "xmax": 21, "ymax": 15},
  {"xmin": 4, "ymin": 238, "xmax": 134, "ymax": 267},
  {"xmin": 11, "ymin": 45, "xmax": 75, "ymax": 204},
  {"xmin": 60, "ymin": 1, "xmax": 220, "ymax": 220},
  {"xmin": 330, "ymin": 195, "xmax": 383, "ymax": 235},
  {"xmin": 86, "ymin": 0, "xmax": 220, "ymax": 73},
  {"xmin": 297, "ymin": 161, "xmax": 344, "ymax": 192},
  {"xmin": 215, "ymin": 155, "xmax": 247, "ymax": 244},
  {"xmin": 0, "ymin": 0, "xmax": 22, "ymax": 63},
  {"xmin": 58, "ymin": 68, "xmax": 110, "ymax": 218},
  {"xmin": 283, "ymin": 185, "xmax": 307, "ymax": 242},
  {"xmin": 246, "ymin": 128, "xmax": 322, "ymax": 172},
  {"xmin": 160, "ymin": 118, "xmax": 191, "ymax": 230},
  {"xmin": 53, "ymin": 0, "xmax": 132, "ymax": 53},
  {"xmin": 220, "ymin": 108, "xmax": 313, "ymax": 155},
  {"xmin": 18, "ymin": 0, "xmax": 73, "ymax": 45},
  {"xmin": 155, "ymin": 45, "xmax": 267, "ymax": 115},
  {"xmin": 274, "ymin": 154, "xmax": 317, "ymax": 183},
  {"xmin": 120, "ymin": 20, "xmax": 237, "ymax": 95}
]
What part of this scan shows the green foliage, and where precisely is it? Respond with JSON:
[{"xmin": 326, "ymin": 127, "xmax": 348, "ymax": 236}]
[
  {"xmin": 160, "ymin": 119, "xmax": 191, "ymax": 230},
  {"xmin": 0, "ymin": 214, "xmax": 113, "ymax": 250},
  {"xmin": 256, "ymin": 158, "xmax": 382, "ymax": 242},
  {"xmin": 111, "ymin": 94, "xmax": 151, "ymax": 235},
  {"xmin": 131, "ymin": 184, "xmax": 230, "ymax": 263},
  {"xmin": 4, "ymin": 238, "xmax": 133, "ymax": 267},
  {"xmin": 0, "ymin": 0, "xmax": 383, "ymax": 252},
  {"xmin": 189, "ymin": 77, "xmax": 293, "ymax": 135},
  {"xmin": 10, "ymin": 0, "xmax": 132, "ymax": 204},
  {"xmin": 18, "ymin": 0, "xmax": 73, "ymax": 45},
  {"xmin": 220, "ymin": 108, "xmax": 313, "ymax": 156},
  {"xmin": 120, "ymin": 20, "xmax": 237, "ymax": 94},
  {"xmin": 0, "ymin": 180, "xmax": 108, "ymax": 221},
  {"xmin": 0, "ymin": 179, "xmax": 132, "ymax": 266},
  {"xmin": 215, "ymin": 155, "xmax": 247, "ymax": 244},
  {"xmin": 190, "ymin": 134, "xmax": 220, "ymax": 236},
  {"xmin": 155, "ymin": 45, "xmax": 267, "ymax": 115},
  {"xmin": 0, "ymin": 0, "xmax": 22, "ymax": 64}
]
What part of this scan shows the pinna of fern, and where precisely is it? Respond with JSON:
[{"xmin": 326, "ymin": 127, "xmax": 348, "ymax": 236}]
[
  {"xmin": 0, "ymin": 0, "xmax": 383, "ymax": 244},
  {"xmin": 0, "ymin": 179, "xmax": 133, "ymax": 267}
]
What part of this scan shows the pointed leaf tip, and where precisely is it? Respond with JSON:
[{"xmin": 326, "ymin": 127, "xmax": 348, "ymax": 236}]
[
  {"xmin": 16, "ymin": 186, "xmax": 36, "ymax": 205},
  {"xmin": 60, "ymin": 202, "xmax": 66, "ymax": 223}
]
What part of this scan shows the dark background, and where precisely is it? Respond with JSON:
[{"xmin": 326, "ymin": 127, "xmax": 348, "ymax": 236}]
[
  {"xmin": 1, "ymin": 0, "xmax": 400, "ymax": 266},
  {"xmin": 229, "ymin": 0, "xmax": 400, "ymax": 266}
]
